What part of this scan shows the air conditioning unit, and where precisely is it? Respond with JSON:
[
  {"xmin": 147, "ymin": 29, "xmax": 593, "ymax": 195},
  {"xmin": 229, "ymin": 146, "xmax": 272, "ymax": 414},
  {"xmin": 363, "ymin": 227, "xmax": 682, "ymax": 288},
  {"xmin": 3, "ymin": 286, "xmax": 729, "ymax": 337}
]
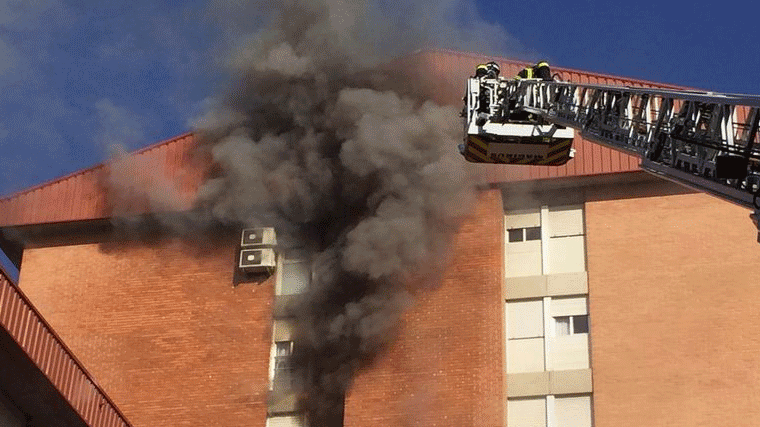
[
  {"xmin": 239, "ymin": 248, "xmax": 277, "ymax": 273},
  {"xmin": 241, "ymin": 227, "xmax": 277, "ymax": 247}
]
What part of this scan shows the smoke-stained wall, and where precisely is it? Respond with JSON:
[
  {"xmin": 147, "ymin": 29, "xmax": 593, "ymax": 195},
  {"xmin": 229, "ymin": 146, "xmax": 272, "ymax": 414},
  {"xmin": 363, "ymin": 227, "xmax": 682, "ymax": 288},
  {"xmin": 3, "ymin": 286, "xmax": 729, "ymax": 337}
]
[
  {"xmin": 343, "ymin": 189, "xmax": 505, "ymax": 426},
  {"xmin": 13, "ymin": 189, "xmax": 504, "ymax": 427}
]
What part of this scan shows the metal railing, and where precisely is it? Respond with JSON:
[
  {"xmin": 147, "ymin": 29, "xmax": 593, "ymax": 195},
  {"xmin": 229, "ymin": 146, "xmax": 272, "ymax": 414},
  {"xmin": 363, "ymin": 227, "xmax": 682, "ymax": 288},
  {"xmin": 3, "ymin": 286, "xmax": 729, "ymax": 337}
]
[
  {"xmin": 0, "ymin": 266, "xmax": 133, "ymax": 427},
  {"xmin": 507, "ymin": 79, "xmax": 760, "ymax": 210}
]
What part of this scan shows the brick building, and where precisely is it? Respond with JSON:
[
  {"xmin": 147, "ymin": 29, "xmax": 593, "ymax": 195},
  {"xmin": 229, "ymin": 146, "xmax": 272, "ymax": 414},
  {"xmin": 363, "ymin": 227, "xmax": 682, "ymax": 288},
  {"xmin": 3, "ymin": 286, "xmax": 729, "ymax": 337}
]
[
  {"xmin": 0, "ymin": 265, "xmax": 132, "ymax": 427},
  {"xmin": 1, "ymin": 50, "xmax": 760, "ymax": 427}
]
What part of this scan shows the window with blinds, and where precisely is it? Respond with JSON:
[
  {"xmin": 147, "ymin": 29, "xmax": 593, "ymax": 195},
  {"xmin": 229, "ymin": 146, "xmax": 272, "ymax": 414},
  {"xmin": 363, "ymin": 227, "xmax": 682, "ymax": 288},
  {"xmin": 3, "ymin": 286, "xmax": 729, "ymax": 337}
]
[
  {"xmin": 504, "ymin": 205, "xmax": 586, "ymax": 277},
  {"xmin": 506, "ymin": 296, "xmax": 590, "ymax": 373},
  {"xmin": 277, "ymin": 258, "xmax": 310, "ymax": 295},
  {"xmin": 508, "ymin": 394, "xmax": 592, "ymax": 427}
]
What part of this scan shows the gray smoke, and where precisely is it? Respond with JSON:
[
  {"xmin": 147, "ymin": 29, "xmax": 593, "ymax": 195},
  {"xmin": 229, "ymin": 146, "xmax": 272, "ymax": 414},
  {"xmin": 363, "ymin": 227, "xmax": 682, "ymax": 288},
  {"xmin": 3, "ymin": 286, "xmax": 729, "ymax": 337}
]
[{"xmin": 190, "ymin": 0, "xmax": 512, "ymax": 424}]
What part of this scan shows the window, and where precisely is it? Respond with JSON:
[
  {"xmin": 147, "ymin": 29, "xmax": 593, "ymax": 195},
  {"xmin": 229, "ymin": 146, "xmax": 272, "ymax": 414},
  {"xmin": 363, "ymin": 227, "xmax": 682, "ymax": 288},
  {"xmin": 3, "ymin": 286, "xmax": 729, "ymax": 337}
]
[
  {"xmin": 554, "ymin": 315, "xmax": 589, "ymax": 336},
  {"xmin": 554, "ymin": 395, "xmax": 593, "ymax": 427},
  {"xmin": 508, "ymin": 397, "xmax": 546, "ymax": 427},
  {"xmin": 555, "ymin": 316, "xmax": 570, "ymax": 336},
  {"xmin": 508, "ymin": 226, "xmax": 542, "ymax": 242},
  {"xmin": 550, "ymin": 297, "xmax": 590, "ymax": 370},
  {"xmin": 270, "ymin": 321, "xmax": 297, "ymax": 392},
  {"xmin": 507, "ymin": 296, "xmax": 590, "ymax": 372},
  {"xmin": 507, "ymin": 299, "xmax": 545, "ymax": 373},
  {"xmin": 574, "ymin": 315, "xmax": 589, "ymax": 334},
  {"xmin": 525, "ymin": 226, "xmax": 541, "ymax": 241},
  {"xmin": 505, "ymin": 205, "xmax": 586, "ymax": 277},
  {"xmin": 277, "ymin": 258, "xmax": 310, "ymax": 295},
  {"xmin": 268, "ymin": 322, "xmax": 305, "ymax": 419},
  {"xmin": 508, "ymin": 228, "xmax": 523, "ymax": 242},
  {"xmin": 546, "ymin": 205, "xmax": 585, "ymax": 274},
  {"xmin": 508, "ymin": 395, "xmax": 593, "ymax": 427},
  {"xmin": 505, "ymin": 209, "xmax": 542, "ymax": 277},
  {"xmin": 273, "ymin": 341, "xmax": 294, "ymax": 390}
]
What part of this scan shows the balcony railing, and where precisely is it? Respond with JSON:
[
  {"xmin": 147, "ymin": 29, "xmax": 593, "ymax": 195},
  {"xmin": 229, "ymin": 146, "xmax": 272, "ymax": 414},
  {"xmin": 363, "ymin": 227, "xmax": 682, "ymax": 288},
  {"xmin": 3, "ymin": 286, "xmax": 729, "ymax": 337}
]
[{"xmin": 0, "ymin": 265, "xmax": 133, "ymax": 427}]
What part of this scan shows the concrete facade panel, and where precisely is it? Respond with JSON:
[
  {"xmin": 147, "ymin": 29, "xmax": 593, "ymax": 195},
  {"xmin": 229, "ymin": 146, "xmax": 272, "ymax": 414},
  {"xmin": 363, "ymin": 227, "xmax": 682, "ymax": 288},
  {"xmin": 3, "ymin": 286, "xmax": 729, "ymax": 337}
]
[
  {"xmin": 547, "ymin": 272, "xmax": 588, "ymax": 296},
  {"xmin": 505, "ymin": 275, "xmax": 547, "ymax": 300},
  {"xmin": 507, "ymin": 372, "xmax": 550, "ymax": 397},
  {"xmin": 549, "ymin": 369, "xmax": 593, "ymax": 395}
]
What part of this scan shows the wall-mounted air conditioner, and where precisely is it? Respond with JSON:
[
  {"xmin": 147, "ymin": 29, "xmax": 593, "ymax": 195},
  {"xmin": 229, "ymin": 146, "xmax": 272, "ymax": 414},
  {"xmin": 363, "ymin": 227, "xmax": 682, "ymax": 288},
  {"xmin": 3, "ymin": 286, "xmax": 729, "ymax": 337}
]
[
  {"xmin": 241, "ymin": 227, "xmax": 277, "ymax": 248},
  {"xmin": 239, "ymin": 248, "xmax": 277, "ymax": 273}
]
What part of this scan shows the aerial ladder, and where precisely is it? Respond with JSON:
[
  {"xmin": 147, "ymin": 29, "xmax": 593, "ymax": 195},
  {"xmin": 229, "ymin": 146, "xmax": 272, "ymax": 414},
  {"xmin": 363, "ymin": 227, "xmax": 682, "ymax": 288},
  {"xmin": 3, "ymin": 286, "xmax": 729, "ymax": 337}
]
[{"xmin": 461, "ymin": 73, "xmax": 760, "ymax": 241}]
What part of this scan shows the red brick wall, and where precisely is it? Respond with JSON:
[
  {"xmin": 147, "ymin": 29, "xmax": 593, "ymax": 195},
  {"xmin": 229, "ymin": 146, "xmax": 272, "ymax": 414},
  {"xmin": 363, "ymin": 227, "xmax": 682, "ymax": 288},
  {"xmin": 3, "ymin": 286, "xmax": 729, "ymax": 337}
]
[
  {"xmin": 18, "ymin": 238, "xmax": 273, "ymax": 427},
  {"xmin": 586, "ymin": 191, "xmax": 760, "ymax": 427},
  {"xmin": 344, "ymin": 189, "xmax": 505, "ymax": 427},
  {"xmin": 16, "ymin": 188, "xmax": 505, "ymax": 427}
]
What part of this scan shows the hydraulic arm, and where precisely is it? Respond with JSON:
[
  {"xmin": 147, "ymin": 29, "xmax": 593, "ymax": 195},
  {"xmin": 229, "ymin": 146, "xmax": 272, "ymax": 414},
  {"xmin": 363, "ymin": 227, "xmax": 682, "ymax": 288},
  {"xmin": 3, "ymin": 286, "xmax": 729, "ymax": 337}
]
[{"xmin": 465, "ymin": 77, "xmax": 760, "ymax": 241}]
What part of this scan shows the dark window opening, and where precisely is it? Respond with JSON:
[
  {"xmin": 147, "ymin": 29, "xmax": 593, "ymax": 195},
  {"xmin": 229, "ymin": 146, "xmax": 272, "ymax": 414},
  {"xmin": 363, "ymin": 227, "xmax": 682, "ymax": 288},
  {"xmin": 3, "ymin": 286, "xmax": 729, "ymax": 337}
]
[
  {"xmin": 554, "ymin": 314, "xmax": 589, "ymax": 335},
  {"xmin": 508, "ymin": 228, "xmax": 523, "ymax": 242},
  {"xmin": 525, "ymin": 226, "xmax": 541, "ymax": 241},
  {"xmin": 573, "ymin": 315, "xmax": 589, "ymax": 334},
  {"xmin": 508, "ymin": 227, "xmax": 542, "ymax": 242}
]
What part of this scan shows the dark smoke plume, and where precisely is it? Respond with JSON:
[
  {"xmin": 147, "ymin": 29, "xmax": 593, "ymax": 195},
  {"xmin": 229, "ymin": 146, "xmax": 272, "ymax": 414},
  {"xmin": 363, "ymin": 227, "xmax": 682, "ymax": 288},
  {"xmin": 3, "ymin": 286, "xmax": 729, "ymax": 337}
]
[{"xmin": 189, "ymin": 0, "xmax": 515, "ymax": 424}]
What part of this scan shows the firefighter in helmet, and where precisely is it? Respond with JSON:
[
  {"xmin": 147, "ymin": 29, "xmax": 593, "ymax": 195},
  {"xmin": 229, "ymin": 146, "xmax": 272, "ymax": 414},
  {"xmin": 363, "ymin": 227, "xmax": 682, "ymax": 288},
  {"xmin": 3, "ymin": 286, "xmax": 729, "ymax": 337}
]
[
  {"xmin": 474, "ymin": 61, "xmax": 501, "ymax": 79},
  {"xmin": 515, "ymin": 64, "xmax": 532, "ymax": 79},
  {"xmin": 515, "ymin": 60, "xmax": 552, "ymax": 81},
  {"xmin": 485, "ymin": 61, "xmax": 500, "ymax": 79},
  {"xmin": 533, "ymin": 60, "xmax": 551, "ymax": 81},
  {"xmin": 472, "ymin": 61, "xmax": 502, "ymax": 126}
]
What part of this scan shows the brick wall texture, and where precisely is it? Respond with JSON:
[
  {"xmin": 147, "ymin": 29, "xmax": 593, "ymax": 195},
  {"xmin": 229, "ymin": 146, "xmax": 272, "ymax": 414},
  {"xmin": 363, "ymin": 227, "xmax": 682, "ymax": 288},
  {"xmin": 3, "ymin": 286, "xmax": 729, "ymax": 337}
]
[
  {"xmin": 343, "ymin": 189, "xmax": 506, "ymax": 427},
  {"xmin": 18, "ymin": 238, "xmax": 275, "ymax": 427},
  {"xmin": 15, "ymin": 189, "xmax": 505, "ymax": 427},
  {"xmin": 16, "ymin": 182, "xmax": 760, "ymax": 427},
  {"xmin": 586, "ymin": 191, "xmax": 760, "ymax": 427}
]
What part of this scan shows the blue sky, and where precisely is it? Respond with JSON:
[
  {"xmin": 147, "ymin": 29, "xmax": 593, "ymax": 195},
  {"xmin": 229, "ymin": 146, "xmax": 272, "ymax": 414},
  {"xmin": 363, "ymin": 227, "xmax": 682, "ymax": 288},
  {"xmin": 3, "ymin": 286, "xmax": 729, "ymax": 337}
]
[
  {"xmin": 1, "ymin": 0, "xmax": 759, "ymax": 277},
  {"xmin": 1, "ymin": 0, "xmax": 758, "ymax": 198},
  {"xmin": 482, "ymin": 0, "xmax": 760, "ymax": 95}
]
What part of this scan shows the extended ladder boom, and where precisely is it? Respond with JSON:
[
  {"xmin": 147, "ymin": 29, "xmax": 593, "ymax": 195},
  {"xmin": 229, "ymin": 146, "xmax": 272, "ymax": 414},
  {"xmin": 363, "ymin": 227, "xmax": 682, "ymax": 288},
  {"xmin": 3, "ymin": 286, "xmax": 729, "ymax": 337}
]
[{"xmin": 470, "ymin": 77, "xmax": 760, "ymax": 239}]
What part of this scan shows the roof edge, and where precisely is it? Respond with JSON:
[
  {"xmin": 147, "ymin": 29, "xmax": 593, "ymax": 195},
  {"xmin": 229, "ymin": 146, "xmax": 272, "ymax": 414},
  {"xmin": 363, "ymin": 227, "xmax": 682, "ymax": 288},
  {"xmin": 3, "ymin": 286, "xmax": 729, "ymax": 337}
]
[
  {"xmin": 414, "ymin": 48, "xmax": 692, "ymax": 91},
  {"xmin": 0, "ymin": 132, "xmax": 194, "ymax": 202},
  {"xmin": 0, "ymin": 268, "xmax": 133, "ymax": 426}
]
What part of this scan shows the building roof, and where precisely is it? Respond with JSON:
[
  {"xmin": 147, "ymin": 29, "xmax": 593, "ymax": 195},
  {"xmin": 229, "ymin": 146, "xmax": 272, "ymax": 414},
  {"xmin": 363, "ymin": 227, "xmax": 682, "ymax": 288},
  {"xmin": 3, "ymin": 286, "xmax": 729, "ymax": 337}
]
[
  {"xmin": 0, "ymin": 49, "xmax": 686, "ymax": 229},
  {"xmin": 0, "ymin": 133, "xmax": 204, "ymax": 228},
  {"xmin": 0, "ymin": 265, "xmax": 133, "ymax": 426}
]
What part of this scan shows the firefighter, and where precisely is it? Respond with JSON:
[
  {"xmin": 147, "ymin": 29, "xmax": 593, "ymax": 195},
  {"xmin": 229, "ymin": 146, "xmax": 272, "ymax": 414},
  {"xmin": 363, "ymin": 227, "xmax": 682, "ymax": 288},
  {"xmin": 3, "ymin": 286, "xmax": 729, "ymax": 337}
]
[
  {"xmin": 474, "ymin": 63, "xmax": 489, "ymax": 78},
  {"xmin": 485, "ymin": 61, "xmax": 500, "ymax": 79},
  {"xmin": 474, "ymin": 61, "xmax": 501, "ymax": 79},
  {"xmin": 515, "ymin": 66, "xmax": 533, "ymax": 79},
  {"xmin": 473, "ymin": 62, "xmax": 502, "ymax": 126},
  {"xmin": 515, "ymin": 60, "xmax": 553, "ymax": 81},
  {"xmin": 533, "ymin": 60, "xmax": 552, "ymax": 81}
]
